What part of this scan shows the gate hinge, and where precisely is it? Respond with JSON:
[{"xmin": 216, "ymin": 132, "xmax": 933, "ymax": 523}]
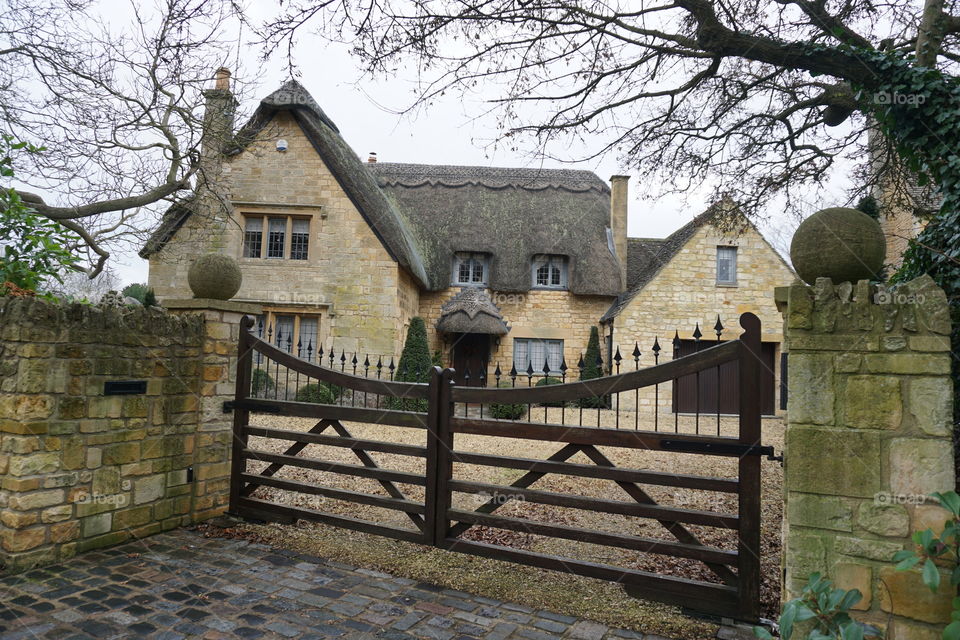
[
  {"xmin": 661, "ymin": 439, "xmax": 779, "ymax": 459},
  {"xmin": 223, "ymin": 400, "xmax": 235, "ymax": 413}
]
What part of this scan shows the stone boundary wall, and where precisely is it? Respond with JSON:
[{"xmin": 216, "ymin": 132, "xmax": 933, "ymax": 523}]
[
  {"xmin": 0, "ymin": 296, "xmax": 256, "ymax": 572},
  {"xmin": 779, "ymin": 274, "xmax": 955, "ymax": 637}
]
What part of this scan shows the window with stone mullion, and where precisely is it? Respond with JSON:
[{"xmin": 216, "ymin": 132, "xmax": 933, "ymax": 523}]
[{"xmin": 267, "ymin": 217, "xmax": 286, "ymax": 259}]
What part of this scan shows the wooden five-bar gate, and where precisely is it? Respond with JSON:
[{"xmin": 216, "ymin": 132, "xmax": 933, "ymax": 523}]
[{"xmin": 227, "ymin": 313, "xmax": 772, "ymax": 621}]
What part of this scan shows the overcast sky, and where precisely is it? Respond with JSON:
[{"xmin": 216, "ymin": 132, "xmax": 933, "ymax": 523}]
[{"xmin": 107, "ymin": 2, "xmax": 855, "ymax": 287}]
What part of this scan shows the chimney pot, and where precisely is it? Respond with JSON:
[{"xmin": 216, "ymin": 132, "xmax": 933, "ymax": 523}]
[
  {"xmin": 368, "ymin": 152, "xmax": 377, "ymax": 163},
  {"xmin": 214, "ymin": 67, "xmax": 231, "ymax": 91}
]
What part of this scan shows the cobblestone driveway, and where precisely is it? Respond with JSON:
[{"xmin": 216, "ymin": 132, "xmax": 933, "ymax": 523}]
[{"xmin": 0, "ymin": 529, "xmax": 662, "ymax": 640}]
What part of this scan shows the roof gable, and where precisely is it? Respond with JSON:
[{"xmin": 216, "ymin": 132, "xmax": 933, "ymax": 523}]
[
  {"xmin": 141, "ymin": 81, "xmax": 430, "ymax": 288},
  {"xmin": 601, "ymin": 203, "xmax": 789, "ymax": 321}
]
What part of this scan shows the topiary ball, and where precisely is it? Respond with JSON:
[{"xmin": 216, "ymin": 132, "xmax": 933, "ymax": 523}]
[
  {"xmin": 187, "ymin": 254, "xmax": 242, "ymax": 300},
  {"xmin": 790, "ymin": 207, "xmax": 886, "ymax": 285}
]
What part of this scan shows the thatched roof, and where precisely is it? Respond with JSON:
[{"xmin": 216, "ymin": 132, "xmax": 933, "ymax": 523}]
[
  {"xmin": 436, "ymin": 287, "xmax": 510, "ymax": 335},
  {"xmin": 369, "ymin": 163, "xmax": 623, "ymax": 295},
  {"xmin": 140, "ymin": 81, "xmax": 430, "ymax": 287}
]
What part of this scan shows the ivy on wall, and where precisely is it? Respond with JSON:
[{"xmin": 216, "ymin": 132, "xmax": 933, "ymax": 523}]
[{"xmin": 841, "ymin": 48, "xmax": 960, "ymax": 427}]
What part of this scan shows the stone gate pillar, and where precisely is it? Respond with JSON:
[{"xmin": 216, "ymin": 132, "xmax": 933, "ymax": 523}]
[
  {"xmin": 165, "ymin": 297, "xmax": 261, "ymax": 521},
  {"xmin": 777, "ymin": 274, "xmax": 955, "ymax": 637}
]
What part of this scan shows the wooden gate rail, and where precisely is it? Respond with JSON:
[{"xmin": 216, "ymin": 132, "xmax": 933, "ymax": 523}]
[
  {"xmin": 242, "ymin": 426, "xmax": 428, "ymax": 458},
  {"xmin": 449, "ymin": 451, "xmax": 739, "ymax": 492},
  {"xmin": 246, "ymin": 333, "xmax": 430, "ymax": 399},
  {"xmin": 237, "ymin": 497, "xmax": 428, "ymax": 544},
  {"xmin": 228, "ymin": 313, "xmax": 768, "ymax": 621},
  {"xmin": 231, "ymin": 399, "xmax": 429, "ymax": 428},
  {"xmin": 446, "ymin": 509, "xmax": 738, "ymax": 564},
  {"xmin": 452, "ymin": 417, "xmax": 745, "ymax": 450},
  {"xmin": 434, "ymin": 539, "xmax": 740, "ymax": 612}
]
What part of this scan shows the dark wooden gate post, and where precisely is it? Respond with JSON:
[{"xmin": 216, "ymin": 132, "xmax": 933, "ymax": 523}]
[
  {"xmin": 425, "ymin": 367, "xmax": 456, "ymax": 546},
  {"xmin": 737, "ymin": 312, "xmax": 762, "ymax": 621},
  {"xmin": 229, "ymin": 315, "xmax": 255, "ymax": 516}
]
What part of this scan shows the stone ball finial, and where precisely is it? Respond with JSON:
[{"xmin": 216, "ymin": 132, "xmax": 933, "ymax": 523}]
[
  {"xmin": 790, "ymin": 207, "xmax": 886, "ymax": 285},
  {"xmin": 187, "ymin": 254, "xmax": 242, "ymax": 300}
]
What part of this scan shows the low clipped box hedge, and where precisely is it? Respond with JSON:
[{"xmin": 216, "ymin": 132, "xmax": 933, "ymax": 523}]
[
  {"xmin": 489, "ymin": 383, "xmax": 527, "ymax": 420},
  {"xmin": 534, "ymin": 376, "xmax": 567, "ymax": 407},
  {"xmin": 251, "ymin": 369, "xmax": 274, "ymax": 396},
  {"xmin": 294, "ymin": 381, "xmax": 341, "ymax": 405}
]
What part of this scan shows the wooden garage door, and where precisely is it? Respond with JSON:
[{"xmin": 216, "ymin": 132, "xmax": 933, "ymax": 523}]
[{"xmin": 673, "ymin": 340, "xmax": 777, "ymax": 416}]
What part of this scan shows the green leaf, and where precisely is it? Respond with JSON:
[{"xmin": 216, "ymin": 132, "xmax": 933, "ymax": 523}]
[
  {"xmin": 752, "ymin": 626, "xmax": 773, "ymax": 640},
  {"xmin": 924, "ymin": 558, "xmax": 942, "ymax": 592},
  {"xmin": 934, "ymin": 492, "xmax": 960, "ymax": 516},
  {"xmin": 840, "ymin": 620, "xmax": 865, "ymax": 640},
  {"xmin": 779, "ymin": 602, "xmax": 797, "ymax": 640},
  {"xmin": 897, "ymin": 556, "xmax": 921, "ymax": 571},
  {"xmin": 839, "ymin": 589, "xmax": 863, "ymax": 611},
  {"xmin": 944, "ymin": 620, "xmax": 960, "ymax": 640}
]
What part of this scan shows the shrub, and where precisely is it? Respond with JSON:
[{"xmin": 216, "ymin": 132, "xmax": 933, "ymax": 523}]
[
  {"xmin": 122, "ymin": 283, "xmax": 159, "ymax": 307},
  {"xmin": 251, "ymin": 369, "xmax": 274, "ymax": 396},
  {"xmin": 388, "ymin": 317, "xmax": 432, "ymax": 411},
  {"xmin": 578, "ymin": 326, "xmax": 609, "ymax": 409},
  {"xmin": 535, "ymin": 376, "xmax": 567, "ymax": 407},
  {"xmin": 294, "ymin": 382, "xmax": 339, "ymax": 405},
  {"xmin": 754, "ymin": 573, "xmax": 879, "ymax": 640},
  {"xmin": 490, "ymin": 383, "xmax": 527, "ymax": 420}
]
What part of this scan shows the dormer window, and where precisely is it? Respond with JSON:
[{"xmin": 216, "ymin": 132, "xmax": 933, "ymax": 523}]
[
  {"xmin": 532, "ymin": 255, "xmax": 568, "ymax": 289},
  {"xmin": 452, "ymin": 252, "xmax": 489, "ymax": 286}
]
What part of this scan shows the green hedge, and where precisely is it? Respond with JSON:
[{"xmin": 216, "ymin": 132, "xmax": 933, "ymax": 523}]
[
  {"xmin": 294, "ymin": 382, "xmax": 341, "ymax": 405},
  {"xmin": 490, "ymin": 382, "xmax": 527, "ymax": 420},
  {"xmin": 534, "ymin": 376, "xmax": 567, "ymax": 407}
]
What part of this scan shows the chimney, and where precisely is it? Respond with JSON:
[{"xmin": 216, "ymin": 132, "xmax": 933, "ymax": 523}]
[
  {"xmin": 214, "ymin": 67, "xmax": 231, "ymax": 91},
  {"xmin": 199, "ymin": 67, "xmax": 238, "ymax": 189},
  {"xmin": 610, "ymin": 175, "xmax": 629, "ymax": 290},
  {"xmin": 368, "ymin": 152, "xmax": 378, "ymax": 163}
]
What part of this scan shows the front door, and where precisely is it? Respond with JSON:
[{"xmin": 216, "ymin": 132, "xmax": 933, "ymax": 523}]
[{"xmin": 451, "ymin": 333, "xmax": 490, "ymax": 386}]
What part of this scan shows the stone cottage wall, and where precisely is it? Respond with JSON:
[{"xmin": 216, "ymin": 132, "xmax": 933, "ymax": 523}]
[
  {"xmin": 418, "ymin": 288, "xmax": 613, "ymax": 373},
  {"xmin": 0, "ymin": 297, "xmax": 252, "ymax": 572},
  {"xmin": 148, "ymin": 110, "xmax": 408, "ymax": 357},
  {"xmin": 612, "ymin": 223, "xmax": 793, "ymax": 416},
  {"xmin": 779, "ymin": 275, "xmax": 955, "ymax": 637}
]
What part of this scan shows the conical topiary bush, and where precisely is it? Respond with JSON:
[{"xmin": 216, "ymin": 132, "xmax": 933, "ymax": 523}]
[
  {"xmin": 578, "ymin": 325, "xmax": 609, "ymax": 408},
  {"xmin": 389, "ymin": 317, "xmax": 432, "ymax": 411}
]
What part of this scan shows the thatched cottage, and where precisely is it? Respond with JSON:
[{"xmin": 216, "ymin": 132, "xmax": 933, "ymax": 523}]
[{"xmin": 143, "ymin": 72, "xmax": 794, "ymax": 413}]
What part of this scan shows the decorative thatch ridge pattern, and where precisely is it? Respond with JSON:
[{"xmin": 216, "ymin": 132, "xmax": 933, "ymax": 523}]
[
  {"xmin": 373, "ymin": 163, "xmax": 608, "ymax": 193},
  {"xmin": 435, "ymin": 287, "xmax": 510, "ymax": 335}
]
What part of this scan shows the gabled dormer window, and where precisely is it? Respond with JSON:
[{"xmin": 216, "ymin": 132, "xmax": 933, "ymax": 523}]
[
  {"xmin": 452, "ymin": 252, "xmax": 489, "ymax": 286},
  {"xmin": 532, "ymin": 255, "xmax": 568, "ymax": 289}
]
